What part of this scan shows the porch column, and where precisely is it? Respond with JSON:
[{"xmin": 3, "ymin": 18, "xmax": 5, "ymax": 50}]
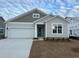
[
  {"xmin": 35, "ymin": 24, "xmax": 37, "ymax": 38},
  {"xmin": 45, "ymin": 22, "xmax": 47, "ymax": 37},
  {"xmin": 5, "ymin": 22, "xmax": 8, "ymax": 38}
]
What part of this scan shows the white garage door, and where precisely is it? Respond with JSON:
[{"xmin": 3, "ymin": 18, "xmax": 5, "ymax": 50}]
[
  {"xmin": 5, "ymin": 22, "xmax": 34, "ymax": 39},
  {"xmin": 8, "ymin": 28, "xmax": 34, "ymax": 39}
]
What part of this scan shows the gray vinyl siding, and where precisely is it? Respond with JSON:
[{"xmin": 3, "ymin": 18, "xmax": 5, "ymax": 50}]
[
  {"xmin": 46, "ymin": 17, "xmax": 69, "ymax": 38},
  {"xmin": 0, "ymin": 23, "xmax": 5, "ymax": 28},
  {"xmin": 0, "ymin": 17, "xmax": 5, "ymax": 38},
  {"xmin": 0, "ymin": 17, "xmax": 5, "ymax": 28},
  {"xmin": 10, "ymin": 9, "xmax": 46, "ymax": 22}
]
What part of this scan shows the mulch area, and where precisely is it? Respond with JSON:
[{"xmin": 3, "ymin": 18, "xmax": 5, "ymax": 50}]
[{"xmin": 29, "ymin": 39, "xmax": 79, "ymax": 58}]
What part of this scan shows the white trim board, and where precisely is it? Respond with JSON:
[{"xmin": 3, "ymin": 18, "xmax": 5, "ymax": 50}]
[{"xmin": 7, "ymin": 22, "xmax": 33, "ymax": 24}]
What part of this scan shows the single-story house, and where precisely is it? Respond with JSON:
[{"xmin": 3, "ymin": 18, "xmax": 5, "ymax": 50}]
[
  {"xmin": 0, "ymin": 17, "xmax": 5, "ymax": 38},
  {"xmin": 5, "ymin": 8, "xmax": 69, "ymax": 39}
]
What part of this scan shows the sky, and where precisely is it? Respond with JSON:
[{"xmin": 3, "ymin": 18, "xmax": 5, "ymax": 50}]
[{"xmin": 0, "ymin": 0, "xmax": 79, "ymax": 20}]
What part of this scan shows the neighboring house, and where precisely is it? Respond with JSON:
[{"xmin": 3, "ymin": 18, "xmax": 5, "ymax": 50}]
[
  {"xmin": 0, "ymin": 17, "xmax": 5, "ymax": 38},
  {"xmin": 5, "ymin": 8, "xmax": 69, "ymax": 39},
  {"xmin": 66, "ymin": 17, "xmax": 79, "ymax": 37}
]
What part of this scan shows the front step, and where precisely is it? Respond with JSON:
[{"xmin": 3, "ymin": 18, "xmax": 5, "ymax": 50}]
[
  {"xmin": 38, "ymin": 38, "xmax": 44, "ymax": 40},
  {"xmin": 33, "ymin": 37, "xmax": 44, "ymax": 40}
]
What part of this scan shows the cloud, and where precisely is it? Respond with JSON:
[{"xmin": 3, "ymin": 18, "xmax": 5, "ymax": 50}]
[
  {"xmin": 66, "ymin": 0, "xmax": 76, "ymax": 3},
  {"xmin": 66, "ymin": 8, "xmax": 79, "ymax": 17},
  {"xmin": 0, "ymin": 0, "xmax": 79, "ymax": 20},
  {"xmin": 66, "ymin": 5, "xmax": 79, "ymax": 17}
]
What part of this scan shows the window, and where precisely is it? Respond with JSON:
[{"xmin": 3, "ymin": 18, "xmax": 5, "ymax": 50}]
[
  {"xmin": 32, "ymin": 13, "xmax": 40, "ymax": 18},
  {"xmin": 58, "ymin": 25, "xmax": 62, "ymax": 33},
  {"xmin": 52, "ymin": 24, "xmax": 57, "ymax": 33},
  {"xmin": 52, "ymin": 24, "xmax": 62, "ymax": 34},
  {"xmin": 0, "ymin": 29, "xmax": 3, "ymax": 33}
]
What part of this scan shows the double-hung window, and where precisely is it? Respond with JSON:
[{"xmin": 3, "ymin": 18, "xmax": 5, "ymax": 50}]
[{"xmin": 52, "ymin": 24, "xmax": 63, "ymax": 34}]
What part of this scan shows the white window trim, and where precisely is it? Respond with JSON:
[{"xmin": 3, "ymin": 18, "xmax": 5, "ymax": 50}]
[
  {"xmin": 51, "ymin": 23, "xmax": 63, "ymax": 34},
  {"xmin": 32, "ymin": 13, "xmax": 40, "ymax": 18},
  {"xmin": 34, "ymin": 23, "xmax": 45, "ymax": 38}
]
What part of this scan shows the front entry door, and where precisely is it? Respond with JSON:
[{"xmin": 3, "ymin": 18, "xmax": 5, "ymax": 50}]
[{"xmin": 37, "ymin": 24, "xmax": 45, "ymax": 37}]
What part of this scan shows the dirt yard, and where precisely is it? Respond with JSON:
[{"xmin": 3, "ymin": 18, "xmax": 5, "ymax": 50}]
[{"xmin": 29, "ymin": 39, "xmax": 79, "ymax": 58}]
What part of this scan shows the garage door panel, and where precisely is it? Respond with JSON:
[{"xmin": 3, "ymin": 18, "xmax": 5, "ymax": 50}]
[
  {"xmin": 8, "ymin": 29, "xmax": 34, "ymax": 39},
  {"xmin": 8, "ymin": 23, "xmax": 34, "ymax": 28}
]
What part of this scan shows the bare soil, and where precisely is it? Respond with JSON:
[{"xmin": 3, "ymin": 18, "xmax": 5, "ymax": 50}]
[{"xmin": 29, "ymin": 39, "xmax": 79, "ymax": 58}]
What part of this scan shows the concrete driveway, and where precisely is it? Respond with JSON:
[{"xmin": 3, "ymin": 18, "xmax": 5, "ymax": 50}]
[{"xmin": 0, "ymin": 39, "xmax": 33, "ymax": 58}]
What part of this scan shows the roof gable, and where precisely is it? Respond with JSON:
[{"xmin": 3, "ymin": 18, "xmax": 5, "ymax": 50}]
[
  {"xmin": 46, "ymin": 15, "xmax": 69, "ymax": 23},
  {"xmin": 33, "ymin": 15, "xmax": 69, "ymax": 23},
  {"xmin": 0, "ymin": 17, "xmax": 5, "ymax": 22},
  {"xmin": 7, "ymin": 8, "xmax": 47, "ymax": 22}
]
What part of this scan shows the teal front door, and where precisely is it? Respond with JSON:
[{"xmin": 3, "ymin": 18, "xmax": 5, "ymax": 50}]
[{"xmin": 37, "ymin": 24, "xmax": 45, "ymax": 37}]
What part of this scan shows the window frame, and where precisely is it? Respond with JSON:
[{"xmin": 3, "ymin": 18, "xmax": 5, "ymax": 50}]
[
  {"xmin": 32, "ymin": 13, "xmax": 40, "ymax": 18},
  {"xmin": 51, "ymin": 23, "xmax": 63, "ymax": 34}
]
